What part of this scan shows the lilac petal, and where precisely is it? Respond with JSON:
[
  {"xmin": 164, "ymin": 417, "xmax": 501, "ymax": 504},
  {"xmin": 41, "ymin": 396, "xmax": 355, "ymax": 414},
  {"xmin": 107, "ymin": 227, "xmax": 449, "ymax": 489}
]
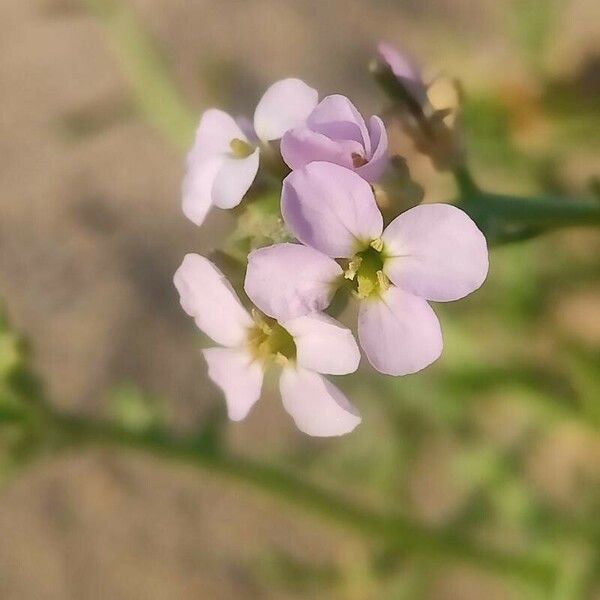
[
  {"xmin": 307, "ymin": 95, "xmax": 370, "ymax": 154},
  {"xmin": 358, "ymin": 285, "xmax": 443, "ymax": 376},
  {"xmin": 279, "ymin": 366, "xmax": 361, "ymax": 436},
  {"xmin": 203, "ymin": 348, "xmax": 263, "ymax": 421},
  {"xmin": 182, "ymin": 109, "xmax": 250, "ymax": 226},
  {"xmin": 188, "ymin": 109, "xmax": 246, "ymax": 163},
  {"xmin": 356, "ymin": 116, "xmax": 389, "ymax": 182},
  {"xmin": 174, "ymin": 254, "xmax": 253, "ymax": 347},
  {"xmin": 253, "ymin": 78, "xmax": 318, "ymax": 142},
  {"xmin": 212, "ymin": 148, "xmax": 260, "ymax": 209},
  {"xmin": 281, "ymin": 313, "xmax": 360, "ymax": 375},
  {"xmin": 377, "ymin": 41, "xmax": 429, "ymax": 108},
  {"xmin": 280, "ymin": 127, "xmax": 361, "ymax": 171},
  {"xmin": 245, "ymin": 243, "xmax": 342, "ymax": 320},
  {"xmin": 281, "ymin": 162, "xmax": 384, "ymax": 257},
  {"xmin": 181, "ymin": 156, "xmax": 222, "ymax": 226},
  {"xmin": 382, "ymin": 204, "xmax": 489, "ymax": 302}
]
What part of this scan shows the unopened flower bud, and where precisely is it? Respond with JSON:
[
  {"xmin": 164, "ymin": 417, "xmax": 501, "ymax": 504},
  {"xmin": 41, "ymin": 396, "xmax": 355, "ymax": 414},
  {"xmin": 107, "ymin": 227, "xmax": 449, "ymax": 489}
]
[{"xmin": 373, "ymin": 42, "xmax": 466, "ymax": 170}]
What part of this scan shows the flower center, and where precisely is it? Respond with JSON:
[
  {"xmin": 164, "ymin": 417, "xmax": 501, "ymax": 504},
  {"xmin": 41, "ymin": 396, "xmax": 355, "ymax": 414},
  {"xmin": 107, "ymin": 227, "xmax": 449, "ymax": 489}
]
[
  {"xmin": 229, "ymin": 138, "xmax": 255, "ymax": 159},
  {"xmin": 344, "ymin": 240, "xmax": 390, "ymax": 300},
  {"xmin": 247, "ymin": 311, "xmax": 297, "ymax": 364},
  {"xmin": 351, "ymin": 152, "xmax": 368, "ymax": 168}
]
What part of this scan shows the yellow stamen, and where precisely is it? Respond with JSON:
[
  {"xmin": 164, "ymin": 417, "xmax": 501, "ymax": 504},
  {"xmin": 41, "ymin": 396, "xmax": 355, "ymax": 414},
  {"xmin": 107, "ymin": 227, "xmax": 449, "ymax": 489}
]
[
  {"xmin": 370, "ymin": 238, "xmax": 384, "ymax": 252},
  {"xmin": 376, "ymin": 270, "xmax": 390, "ymax": 293},
  {"xmin": 230, "ymin": 138, "xmax": 254, "ymax": 159},
  {"xmin": 344, "ymin": 256, "xmax": 362, "ymax": 280}
]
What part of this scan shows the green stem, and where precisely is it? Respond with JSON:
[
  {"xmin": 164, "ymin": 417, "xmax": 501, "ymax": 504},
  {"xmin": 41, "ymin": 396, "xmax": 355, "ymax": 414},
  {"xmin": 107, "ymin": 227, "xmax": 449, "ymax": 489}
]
[
  {"xmin": 454, "ymin": 165, "xmax": 480, "ymax": 197},
  {"xmin": 32, "ymin": 406, "xmax": 555, "ymax": 588},
  {"xmin": 80, "ymin": 0, "xmax": 196, "ymax": 149},
  {"xmin": 453, "ymin": 167, "xmax": 600, "ymax": 244}
]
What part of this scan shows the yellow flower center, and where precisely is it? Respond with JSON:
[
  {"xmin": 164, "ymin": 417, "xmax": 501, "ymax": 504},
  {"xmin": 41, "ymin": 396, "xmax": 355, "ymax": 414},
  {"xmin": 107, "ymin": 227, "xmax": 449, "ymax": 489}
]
[
  {"xmin": 344, "ymin": 239, "xmax": 390, "ymax": 300},
  {"xmin": 247, "ymin": 310, "xmax": 296, "ymax": 364},
  {"xmin": 229, "ymin": 138, "xmax": 255, "ymax": 159}
]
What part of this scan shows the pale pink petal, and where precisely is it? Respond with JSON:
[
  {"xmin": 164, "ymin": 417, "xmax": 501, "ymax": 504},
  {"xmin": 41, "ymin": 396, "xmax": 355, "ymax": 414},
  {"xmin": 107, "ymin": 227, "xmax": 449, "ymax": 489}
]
[
  {"xmin": 358, "ymin": 286, "xmax": 443, "ymax": 376},
  {"xmin": 279, "ymin": 366, "xmax": 361, "ymax": 436},
  {"xmin": 182, "ymin": 109, "xmax": 250, "ymax": 226},
  {"xmin": 356, "ymin": 116, "xmax": 389, "ymax": 182},
  {"xmin": 382, "ymin": 204, "xmax": 489, "ymax": 302},
  {"xmin": 203, "ymin": 348, "xmax": 263, "ymax": 421},
  {"xmin": 280, "ymin": 127, "xmax": 360, "ymax": 171},
  {"xmin": 253, "ymin": 78, "xmax": 318, "ymax": 142},
  {"xmin": 181, "ymin": 156, "xmax": 222, "ymax": 226},
  {"xmin": 307, "ymin": 95, "xmax": 370, "ymax": 153},
  {"xmin": 235, "ymin": 115, "xmax": 258, "ymax": 144},
  {"xmin": 281, "ymin": 162, "xmax": 383, "ymax": 257},
  {"xmin": 245, "ymin": 243, "xmax": 342, "ymax": 320},
  {"xmin": 174, "ymin": 254, "xmax": 253, "ymax": 347},
  {"xmin": 281, "ymin": 313, "xmax": 360, "ymax": 375},
  {"xmin": 188, "ymin": 109, "xmax": 246, "ymax": 162},
  {"xmin": 212, "ymin": 148, "xmax": 260, "ymax": 209}
]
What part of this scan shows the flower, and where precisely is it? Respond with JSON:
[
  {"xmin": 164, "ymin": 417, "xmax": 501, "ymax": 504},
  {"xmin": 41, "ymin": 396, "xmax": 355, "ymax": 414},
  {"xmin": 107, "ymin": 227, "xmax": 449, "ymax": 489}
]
[
  {"xmin": 245, "ymin": 162, "xmax": 488, "ymax": 376},
  {"xmin": 280, "ymin": 95, "xmax": 389, "ymax": 182},
  {"xmin": 182, "ymin": 79, "xmax": 318, "ymax": 226},
  {"xmin": 174, "ymin": 253, "xmax": 361, "ymax": 436}
]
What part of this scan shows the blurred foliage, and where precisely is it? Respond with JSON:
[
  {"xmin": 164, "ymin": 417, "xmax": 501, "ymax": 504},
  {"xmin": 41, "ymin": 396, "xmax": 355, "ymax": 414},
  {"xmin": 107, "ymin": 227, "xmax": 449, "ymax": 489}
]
[{"xmin": 107, "ymin": 383, "xmax": 165, "ymax": 433}]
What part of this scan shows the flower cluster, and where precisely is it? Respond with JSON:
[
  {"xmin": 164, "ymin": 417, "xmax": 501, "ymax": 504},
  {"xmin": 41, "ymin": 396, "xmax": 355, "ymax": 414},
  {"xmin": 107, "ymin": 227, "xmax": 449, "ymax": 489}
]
[{"xmin": 175, "ymin": 46, "xmax": 489, "ymax": 437}]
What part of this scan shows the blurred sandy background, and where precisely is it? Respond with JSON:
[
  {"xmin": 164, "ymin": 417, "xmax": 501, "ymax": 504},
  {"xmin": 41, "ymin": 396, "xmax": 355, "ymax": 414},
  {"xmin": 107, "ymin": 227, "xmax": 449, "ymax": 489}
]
[{"xmin": 0, "ymin": 0, "xmax": 599, "ymax": 598}]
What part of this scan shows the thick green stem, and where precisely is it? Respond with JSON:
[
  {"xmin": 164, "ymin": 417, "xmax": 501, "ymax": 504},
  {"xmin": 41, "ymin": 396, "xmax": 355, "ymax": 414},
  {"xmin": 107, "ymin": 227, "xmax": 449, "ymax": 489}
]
[{"xmin": 454, "ymin": 168, "xmax": 600, "ymax": 244}]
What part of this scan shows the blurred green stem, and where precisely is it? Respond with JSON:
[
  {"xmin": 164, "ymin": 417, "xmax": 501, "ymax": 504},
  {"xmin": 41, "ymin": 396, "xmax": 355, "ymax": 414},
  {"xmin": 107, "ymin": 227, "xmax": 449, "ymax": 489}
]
[
  {"xmin": 80, "ymin": 0, "xmax": 196, "ymax": 149},
  {"xmin": 2, "ymin": 399, "xmax": 555, "ymax": 589},
  {"xmin": 454, "ymin": 166, "xmax": 600, "ymax": 245}
]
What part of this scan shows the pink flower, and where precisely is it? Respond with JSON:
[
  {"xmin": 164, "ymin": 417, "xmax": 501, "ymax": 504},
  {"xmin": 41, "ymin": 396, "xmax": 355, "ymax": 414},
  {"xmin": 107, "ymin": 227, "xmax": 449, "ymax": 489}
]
[
  {"xmin": 245, "ymin": 162, "xmax": 489, "ymax": 376},
  {"xmin": 280, "ymin": 95, "xmax": 389, "ymax": 182},
  {"xmin": 182, "ymin": 79, "xmax": 318, "ymax": 226},
  {"xmin": 174, "ymin": 254, "xmax": 361, "ymax": 436}
]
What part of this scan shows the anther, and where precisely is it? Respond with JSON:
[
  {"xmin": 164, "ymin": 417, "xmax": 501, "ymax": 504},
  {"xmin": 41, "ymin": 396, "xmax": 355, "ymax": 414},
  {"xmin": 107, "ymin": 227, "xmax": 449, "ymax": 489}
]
[{"xmin": 370, "ymin": 238, "xmax": 384, "ymax": 252}]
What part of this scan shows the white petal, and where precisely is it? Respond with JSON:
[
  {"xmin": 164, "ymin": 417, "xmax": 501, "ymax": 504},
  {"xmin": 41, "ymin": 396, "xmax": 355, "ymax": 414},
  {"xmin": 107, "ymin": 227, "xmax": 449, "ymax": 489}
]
[
  {"xmin": 279, "ymin": 367, "xmax": 361, "ymax": 437},
  {"xmin": 182, "ymin": 109, "xmax": 248, "ymax": 226},
  {"xmin": 253, "ymin": 78, "xmax": 319, "ymax": 142},
  {"xmin": 358, "ymin": 285, "xmax": 443, "ymax": 376},
  {"xmin": 188, "ymin": 109, "xmax": 246, "ymax": 162},
  {"xmin": 382, "ymin": 204, "xmax": 489, "ymax": 302},
  {"xmin": 212, "ymin": 148, "xmax": 260, "ymax": 209},
  {"xmin": 174, "ymin": 254, "xmax": 253, "ymax": 347},
  {"xmin": 203, "ymin": 348, "xmax": 263, "ymax": 421},
  {"xmin": 244, "ymin": 243, "xmax": 342, "ymax": 320},
  {"xmin": 282, "ymin": 313, "xmax": 360, "ymax": 375},
  {"xmin": 181, "ymin": 155, "xmax": 222, "ymax": 226}
]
